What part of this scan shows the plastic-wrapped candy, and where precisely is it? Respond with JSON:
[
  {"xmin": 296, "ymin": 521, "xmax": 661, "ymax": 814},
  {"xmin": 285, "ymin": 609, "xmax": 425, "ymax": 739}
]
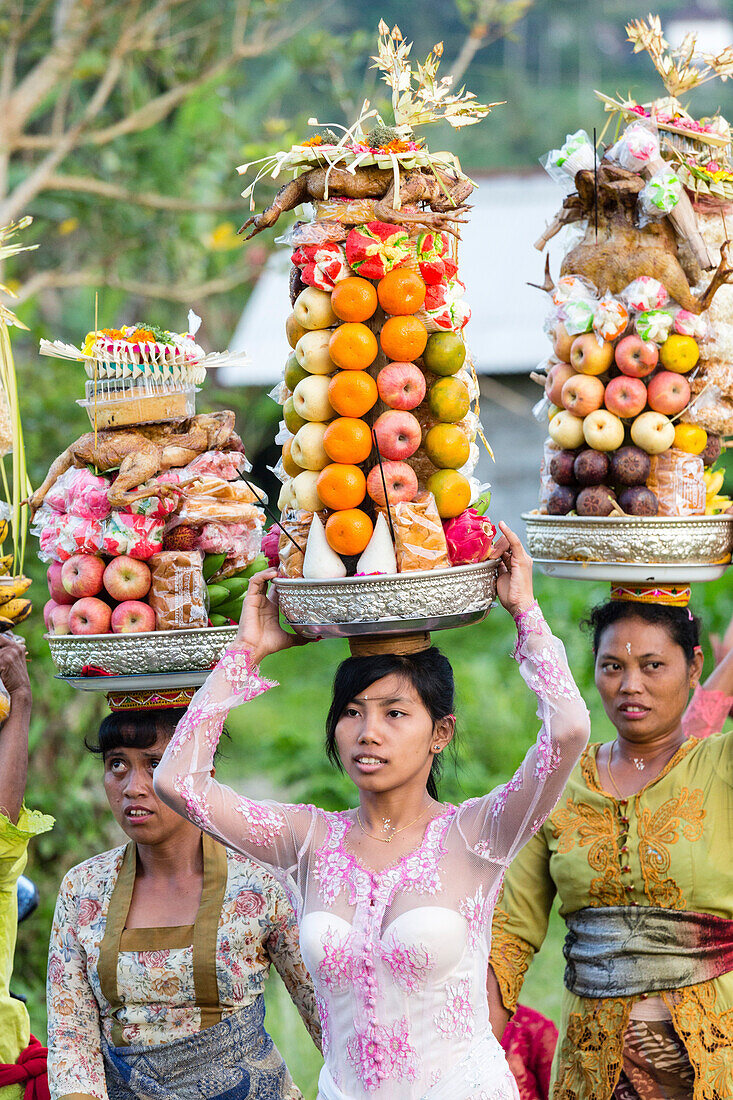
[
  {"xmin": 36, "ymin": 513, "xmax": 106, "ymax": 562},
  {"xmin": 183, "ymin": 450, "xmax": 251, "ymax": 481},
  {"xmin": 638, "ymin": 171, "xmax": 682, "ymax": 223},
  {"xmin": 608, "ymin": 121, "xmax": 660, "ymax": 172},
  {"xmin": 103, "ymin": 513, "xmax": 165, "ymax": 559},
  {"xmin": 416, "ymin": 279, "xmax": 470, "ymax": 332},
  {"xmin": 541, "ymin": 130, "xmax": 596, "ymax": 184},
  {"xmin": 593, "ymin": 295, "xmax": 629, "ymax": 342},
  {"xmin": 635, "ymin": 309, "xmax": 674, "ymax": 344},
  {"xmin": 621, "ymin": 277, "xmax": 669, "ymax": 312},
  {"xmin": 291, "ymin": 242, "xmax": 352, "ymax": 291},
  {"xmin": 345, "ymin": 222, "xmax": 410, "ymax": 278},
  {"xmin": 414, "ymin": 231, "xmax": 458, "ymax": 285},
  {"xmin": 551, "ymin": 275, "xmax": 598, "ymax": 307},
  {"xmin": 442, "ymin": 508, "xmax": 496, "ymax": 565},
  {"xmin": 176, "ymin": 477, "xmax": 261, "ymax": 526},
  {"xmin": 44, "ymin": 467, "xmax": 111, "ymax": 520},
  {"xmin": 562, "ymin": 299, "xmax": 595, "ymax": 336},
  {"xmin": 673, "ymin": 309, "xmax": 709, "ymax": 340},
  {"xmin": 195, "ymin": 520, "xmax": 263, "ymax": 557},
  {"xmin": 282, "ymin": 219, "xmax": 347, "ymax": 247}
]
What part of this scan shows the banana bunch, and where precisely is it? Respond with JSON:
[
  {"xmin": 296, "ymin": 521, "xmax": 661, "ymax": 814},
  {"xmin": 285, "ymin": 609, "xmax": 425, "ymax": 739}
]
[
  {"xmin": 205, "ymin": 552, "xmax": 268, "ymax": 626},
  {"xmin": 0, "ymin": 562, "xmax": 32, "ymax": 628},
  {"xmin": 704, "ymin": 469, "xmax": 732, "ymax": 515}
]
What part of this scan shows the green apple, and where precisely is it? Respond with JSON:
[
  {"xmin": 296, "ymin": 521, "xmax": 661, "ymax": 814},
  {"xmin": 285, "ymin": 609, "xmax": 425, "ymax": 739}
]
[
  {"xmin": 284, "ymin": 352, "xmax": 309, "ymax": 392},
  {"xmin": 283, "ymin": 396, "xmax": 307, "ymax": 435}
]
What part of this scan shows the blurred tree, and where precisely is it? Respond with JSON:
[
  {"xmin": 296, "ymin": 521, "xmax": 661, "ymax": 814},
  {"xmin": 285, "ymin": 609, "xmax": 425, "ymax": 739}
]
[{"xmin": 450, "ymin": 0, "xmax": 534, "ymax": 84}]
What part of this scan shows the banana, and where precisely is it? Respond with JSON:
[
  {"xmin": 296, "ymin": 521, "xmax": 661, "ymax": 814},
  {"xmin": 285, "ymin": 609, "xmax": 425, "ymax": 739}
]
[
  {"xmin": 0, "ymin": 519, "xmax": 8, "ymax": 544},
  {"xmin": 2, "ymin": 598, "xmax": 32, "ymax": 625},
  {"xmin": 706, "ymin": 495, "xmax": 732, "ymax": 515},
  {"xmin": 704, "ymin": 470, "xmax": 725, "ymax": 498},
  {"xmin": 0, "ymin": 555, "xmax": 13, "ymax": 576},
  {"xmin": 0, "ymin": 576, "xmax": 31, "ymax": 607}
]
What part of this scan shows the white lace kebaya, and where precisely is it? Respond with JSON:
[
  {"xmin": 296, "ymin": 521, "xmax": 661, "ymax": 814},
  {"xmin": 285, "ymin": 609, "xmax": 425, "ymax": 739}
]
[{"xmin": 155, "ymin": 601, "xmax": 590, "ymax": 1100}]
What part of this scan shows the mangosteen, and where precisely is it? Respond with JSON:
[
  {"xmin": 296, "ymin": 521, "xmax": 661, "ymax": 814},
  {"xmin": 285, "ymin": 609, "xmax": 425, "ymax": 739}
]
[
  {"xmin": 573, "ymin": 449, "xmax": 609, "ymax": 487},
  {"xmin": 700, "ymin": 433, "xmax": 722, "ymax": 468},
  {"xmin": 576, "ymin": 485, "xmax": 617, "ymax": 517},
  {"xmin": 550, "ymin": 450, "xmax": 578, "ymax": 487},
  {"xmin": 548, "ymin": 486, "xmax": 577, "ymax": 514},
  {"xmin": 609, "ymin": 445, "xmax": 651, "ymax": 487},
  {"xmin": 618, "ymin": 486, "xmax": 659, "ymax": 516}
]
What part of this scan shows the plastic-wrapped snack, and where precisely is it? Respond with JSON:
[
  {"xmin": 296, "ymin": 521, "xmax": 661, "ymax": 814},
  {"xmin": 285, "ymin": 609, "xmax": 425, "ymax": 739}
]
[
  {"xmin": 314, "ymin": 198, "xmax": 381, "ymax": 225},
  {"xmin": 45, "ymin": 467, "xmax": 112, "ymax": 519},
  {"xmin": 148, "ymin": 549, "xmax": 207, "ymax": 630},
  {"xmin": 552, "ymin": 275, "xmax": 598, "ymax": 307},
  {"xmin": 539, "ymin": 439, "xmax": 562, "ymax": 513},
  {"xmin": 103, "ymin": 513, "xmax": 165, "ymax": 559},
  {"xmin": 621, "ymin": 277, "xmax": 669, "ymax": 312},
  {"xmin": 382, "ymin": 492, "xmax": 450, "ymax": 572},
  {"xmin": 541, "ymin": 129, "xmax": 596, "ymax": 184},
  {"xmin": 291, "ymin": 242, "xmax": 352, "ymax": 291},
  {"xmin": 414, "ymin": 231, "xmax": 458, "ymax": 285},
  {"xmin": 593, "ymin": 295, "xmax": 629, "ymax": 342},
  {"xmin": 345, "ymin": 222, "xmax": 411, "ymax": 278},
  {"xmin": 195, "ymin": 519, "xmax": 263, "ymax": 560},
  {"xmin": 416, "ymin": 279, "xmax": 471, "ymax": 333},
  {"xmin": 647, "ymin": 449, "xmax": 706, "ymax": 516},
  {"xmin": 126, "ymin": 475, "xmax": 180, "ymax": 519},
  {"xmin": 35, "ymin": 512, "xmax": 107, "ymax": 562},
  {"xmin": 638, "ymin": 170, "xmax": 682, "ymax": 224},
  {"xmin": 561, "ymin": 299, "xmax": 595, "ymax": 335},
  {"xmin": 177, "ymin": 478, "xmax": 261, "ymax": 525},
  {"xmin": 183, "ymin": 450, "xmax": 251, "ymax": 481},
  {"xmin": 673, "ymin": 309, "xmax": 709, "ymax": 339},
  {"xmin": 285, "ymin": 219, "xmax": 347, "ymax": 246},
  {"xmin": 607, "ymin": 121, "xmax": 660, "ymax": 171},
  {"xmin": 635, "ymin": 309, "xmax": 674, "ymax": 344},
  {"xmin": 278, "ymin": 509, "xmax": 318, "ymax": 578}
]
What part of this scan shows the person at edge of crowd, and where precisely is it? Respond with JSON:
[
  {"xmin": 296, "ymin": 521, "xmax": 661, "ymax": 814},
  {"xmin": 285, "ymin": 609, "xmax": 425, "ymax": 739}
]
[
  {"xmin": 487, "ymin": 586, "xmax": 733, "ymax": 1100},
  {"xmin": 0, "ymin": 634, "xmax": 54, "ymax": 1100},
  {"xmin": 46, "ymin": 696, "xmax": 321, "ymax": 1100},
  {"xmin": 152, "ymin": 524, "xmax": 591, "ymax": 1099}
]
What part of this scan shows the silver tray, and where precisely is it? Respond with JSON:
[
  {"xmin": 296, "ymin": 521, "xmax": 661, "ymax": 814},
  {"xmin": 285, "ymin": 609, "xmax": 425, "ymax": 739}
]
[
  {"xmin": 57, "ymin": 670, "xmax": 211, "ymax": 693},
  {"xmin": 46, "ymin": 625, "xmax": 239, "ymax": 677},
  {"xmin": 533, "ymin": 559, "xmax": 729, "ymax": 583},
  {"xmin": 274, "ymin": 560, "xmax": 499, "ymax": 639},
  {"xmin": 523, "ymin": 513, "xmax": 733, "ymax": 567}
]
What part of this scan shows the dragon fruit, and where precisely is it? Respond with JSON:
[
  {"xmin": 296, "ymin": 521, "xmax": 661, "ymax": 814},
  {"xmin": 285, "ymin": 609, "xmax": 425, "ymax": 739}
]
[
  {"xmin": 261, "ymin": 526, "xmax": 281, "ymax": 569},
  {"xmin": 443, "ymin": 508, "xmax": 496, "ymax": 565}
]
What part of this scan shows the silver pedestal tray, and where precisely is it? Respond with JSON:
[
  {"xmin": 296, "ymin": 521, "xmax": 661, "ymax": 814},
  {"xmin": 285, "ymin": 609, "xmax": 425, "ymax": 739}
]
[
  {"xmin": 57, "ymin": 670, "xmax": 211, "ymax": 693},
  {"xmin": 523, "ymin": 513, "xmax": 733, "ymax": 583},
  {"xmin": 46, "ymin": 624, "xmax": 239, "ymax": 678},
  {"xmin": 273, "ymin": 560, "xmax": 499, "ymax": 639}
]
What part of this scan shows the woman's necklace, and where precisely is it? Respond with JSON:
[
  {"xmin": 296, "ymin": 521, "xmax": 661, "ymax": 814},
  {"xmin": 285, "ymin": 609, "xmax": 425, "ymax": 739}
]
[
  {"xmin": 606, "ymin": 737, "xmax": 684, "ymax": 797},
  {"xmin": 356, "ymin": 802, "xmax": 433, "ymax": 844}
]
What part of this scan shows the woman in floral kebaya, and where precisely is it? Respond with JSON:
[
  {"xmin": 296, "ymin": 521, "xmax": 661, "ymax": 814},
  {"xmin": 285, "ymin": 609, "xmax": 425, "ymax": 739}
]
[
  {"xmin": 155, "ymin": 523, "xmax": 590, "ymax": 1100},
  {"xmin": 47, "ymin": 702, "xmax": 320, "ymax": 1100}
]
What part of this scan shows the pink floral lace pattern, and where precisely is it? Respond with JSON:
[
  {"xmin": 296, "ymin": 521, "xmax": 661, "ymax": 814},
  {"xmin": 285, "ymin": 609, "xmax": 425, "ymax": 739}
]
[
  {"xmin": 459, "ymin": 882, "xmax": 503, "ymax": 949},
  {"xmin": 315, "ymin": 992, "xmax": 330, "ymax": 1058},
  {"xmin": 681, "ymin": 684, "xmax": 733, "ymax": 740},
  {"xmin": 347, "ymin": 1016, "xmax": 420, "ymax": 1091},
  {"xmin": 318, "ymin": 925, "xmax": 363, "ymax": 991},
  {"xmin": 434, "ymin": 978, "xmax": 474, "ymax": 1040},
  {"xmin": 313, "ymin": 810, "xmax": 455, "ymax": 909},
  {"xmin": 381, "ymin": 938, "xmax": 435, "ymax": 993}
]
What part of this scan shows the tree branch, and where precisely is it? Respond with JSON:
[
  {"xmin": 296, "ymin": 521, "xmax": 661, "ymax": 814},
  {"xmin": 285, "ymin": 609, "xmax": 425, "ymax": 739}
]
[
  {"xmin": 14, "ymin": 265, "xmax": 254, "ymax": 306},
  {"xmin": 448, "ymin": 0, "xmax": 533, "ymax": 87},
  {"xmin": 43, "ymin": 173, "xmax": 244, "ymax": 211}
]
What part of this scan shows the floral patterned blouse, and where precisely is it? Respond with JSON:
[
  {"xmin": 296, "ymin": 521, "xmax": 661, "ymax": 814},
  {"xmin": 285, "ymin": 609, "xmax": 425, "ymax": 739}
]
[
  {"xmin": 154, "ymin": 603, "xmax": 591, "ymax": 1099},
  {"xmin": 47, "ymin": 837, "xmax": 320, "ymax": 1100}
]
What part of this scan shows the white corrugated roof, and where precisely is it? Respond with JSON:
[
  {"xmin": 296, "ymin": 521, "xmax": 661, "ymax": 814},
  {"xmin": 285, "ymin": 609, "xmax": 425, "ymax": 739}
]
[{"xmin": 220, "ymin": 170, "xmax": 567, "ymax": 386}]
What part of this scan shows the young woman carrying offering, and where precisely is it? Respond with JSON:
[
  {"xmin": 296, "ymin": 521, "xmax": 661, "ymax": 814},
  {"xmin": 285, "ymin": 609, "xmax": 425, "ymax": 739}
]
[{"xmin": 154, "ymin": 523, "xmax": 590, "ymax": 1099}]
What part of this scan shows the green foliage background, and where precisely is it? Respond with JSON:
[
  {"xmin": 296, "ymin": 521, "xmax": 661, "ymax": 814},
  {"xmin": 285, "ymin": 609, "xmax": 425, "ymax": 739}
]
[{"xmin": 6, "ymin": 1, "xmax": 733, "ymax": 1095}]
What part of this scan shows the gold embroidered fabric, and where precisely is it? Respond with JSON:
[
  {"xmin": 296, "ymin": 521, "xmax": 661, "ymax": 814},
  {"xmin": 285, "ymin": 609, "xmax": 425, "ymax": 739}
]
[
  {"xmin": 638, "ymin": 788, "xmax": 706, "ymax": 909},
  {"xmin": 553, "ymin": 996, "xmax": 631, "ymax": 1100},
  {"xmin": 490, "ymin": 906, "xmax": 535, "ymax": 1014},
  {"xmin": 663, "ymin": 982, "xmax": 733, "ymax": 1100}
]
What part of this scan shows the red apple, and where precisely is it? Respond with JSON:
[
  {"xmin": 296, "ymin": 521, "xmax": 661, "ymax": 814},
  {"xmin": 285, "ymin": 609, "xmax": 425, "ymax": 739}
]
[
  {"xmin": 111, "ymin": 600, "xmax": 156, "ymax": 633},
  {"xmin": 49, "ymin": 604, "xmax": 73, "ymax": 635},
  {"xmin": 604, "ymin": 375, "xmax": 648, "ymax": 418},
  {"xmin": 551, "ymin": 322, "xmax": 574, "ymax": 362},
  {"xmin": 614, "ymin": 335, "xmax": 658, "ymax": 378},
  {"xmin": 570, "ymin": 334, "xmax": 615, "ymax": 376},
  {"xmin": 377, "ymin": 362, "xmax": 427, "ymax": 411},
  {"xmin": 366, "ymin": 461, "xmax": 418, "ymax": 506},
  {"xmin": 43, "ymin": 599, "xmax": 58, "ymax": 629},
  {"xmin": 545, "ymin": 361, "xmax": 577, "ymax": 406},
  {"xmin": 561, "ymin": 374, "xmax": 605, "ymax": 417},
  {"xmin": 62, "ymin": 553, "xmax": 106, "ymax": 598},
  {"xmin": 69, "ymin": 596, "xmax": 112, "ymax": 635},
  {"xmin": 647, "ymin": 371, "xmax": 691, "ymax": 416},
  {"xmin": 372, "ymin": 410, "xmax": 422, "ymax": 461},
  {"xmin": 47, "ymin": 561, "xmax": 74, "ymax": 605},
  {"xmin": 103, "ymin": 555, "xmax": 152, "ymax": 601}
]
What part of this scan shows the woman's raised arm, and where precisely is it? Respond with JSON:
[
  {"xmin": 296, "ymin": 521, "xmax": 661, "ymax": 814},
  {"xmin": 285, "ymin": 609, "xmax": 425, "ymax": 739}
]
[
  {"xmin": 456, "ymin": 525, "xmax": 590, "ymax": 865},
  {"xmin": 154, "ymin": 571, "xmax": 318, "ymax": 894}
]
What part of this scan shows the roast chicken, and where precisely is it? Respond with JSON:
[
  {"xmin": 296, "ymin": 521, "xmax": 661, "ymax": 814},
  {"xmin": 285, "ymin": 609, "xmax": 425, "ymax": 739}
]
[
  {"xmin": 29, "ymin": 412, "xmax": 245, "ymax": 514},
  {"xmin": 240, "ymin": 165, "xmax": 474, "ymax": 238}
]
